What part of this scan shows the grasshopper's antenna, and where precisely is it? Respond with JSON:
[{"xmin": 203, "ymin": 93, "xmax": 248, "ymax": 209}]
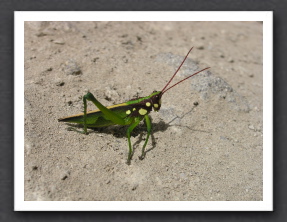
[
  {"xmin": 162, "ymin": 67, "xmax": 210, "ymax": 94},
  {"xmin": 161, "ymin": 47, "xmax": 194, "ymax": 93}
]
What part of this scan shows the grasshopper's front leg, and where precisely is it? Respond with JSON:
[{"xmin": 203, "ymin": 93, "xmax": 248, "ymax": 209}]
[
  {"xmin": 139, "ymin": 114, "xmax": 152, "ymax": 160},
  {"xmin": 126, "ymin": 117, "xmax": 142, "ymax": 165}
]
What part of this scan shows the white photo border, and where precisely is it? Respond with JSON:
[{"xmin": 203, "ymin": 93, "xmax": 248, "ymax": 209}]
[{"xmin": 15, "ymin": 11, "xmax": 273, "ymax": 211}]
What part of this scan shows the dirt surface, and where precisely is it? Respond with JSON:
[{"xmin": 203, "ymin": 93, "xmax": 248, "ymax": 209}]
[{"xmin": 24, "ymin": 21, "xmax": 263, "ymax": 201}]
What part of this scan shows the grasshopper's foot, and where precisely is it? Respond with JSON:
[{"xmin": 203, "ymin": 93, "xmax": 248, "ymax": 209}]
[
  {"xmin": 139, "ymin": 152, "xmax": 146, "ymax": 160},
  {"xmin": 67, "ymin": 127, "xmax": 88, "ymax": 135},
  {"xmin": 126, "ymin": 154, "xmax": 132, "ymax": 165}
]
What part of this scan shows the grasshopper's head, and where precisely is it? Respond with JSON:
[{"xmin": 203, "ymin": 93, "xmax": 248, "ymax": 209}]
[{"xmin": 150, "ymin": 91, "xmax": 163, "ymax": 112}]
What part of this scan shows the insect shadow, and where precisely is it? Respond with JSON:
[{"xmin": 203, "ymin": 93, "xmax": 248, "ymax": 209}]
[{"xmin": 65, "ymin": 117, "xmax": 170, "ymax": 158}]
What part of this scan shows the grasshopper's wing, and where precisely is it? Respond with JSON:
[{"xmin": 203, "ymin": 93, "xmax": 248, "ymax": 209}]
[{"xmin": 58, "ymin": 103, "xmax": 134, "ymax": 127}]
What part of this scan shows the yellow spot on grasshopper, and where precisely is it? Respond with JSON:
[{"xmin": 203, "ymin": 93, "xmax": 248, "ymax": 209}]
[
  {"xmin": 154, "ymin": 104, "xmax": 159, "ymax": 108},
  {"xmin": 146, "ymin": 102, "xmax": 151, "ymax": 107},
  {"xmin": 139, "ymin": 108, "xmax": 148, "ymax": 115},
  {"xmin": 133, "ymin": 108, "xmax": 136, "ymax": 111},
  {"xmin": 126, "ymin": 110, "xmax": 131, "ymax": 115}
]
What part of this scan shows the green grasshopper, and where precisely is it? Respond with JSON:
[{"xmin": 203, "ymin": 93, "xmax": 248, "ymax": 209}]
[{"xmin": 58, "ymin": 47, "xmax": 210, "ymax": 164}]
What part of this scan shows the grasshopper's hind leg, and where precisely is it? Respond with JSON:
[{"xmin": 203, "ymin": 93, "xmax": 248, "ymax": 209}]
[
  {"xmin": 65, "ymin": 94, "xmax": 91, "ymax": 134},
  {"xmin": 67, "ymin": 92, "xmax": 127, "ymax": 135},
  {"xmin": 81, "ymin": 92, "xmax": 128, "ymax": 134},
  {"xmin": 139, "ymin": 114, "xmax": 152, "ymax": 160},
  {"xmin": 84, "ymin": 92, "xmax": 126, "ymax": 125},
  {"xmin": 64, "ymin": 92, "xmax": 93, "ymax": 134}
]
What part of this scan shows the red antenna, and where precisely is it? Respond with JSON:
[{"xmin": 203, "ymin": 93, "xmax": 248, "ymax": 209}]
[
  {"xmin": 161, "ymin": 47, "xmax": 194, "ymax": 93},
  {"xmin": 162, "ymin": 67, "xmax": 210, "ymax": 94},
  {"xmin": 161, "ymin": 47, "xmax": 210, "ymax": 95}
]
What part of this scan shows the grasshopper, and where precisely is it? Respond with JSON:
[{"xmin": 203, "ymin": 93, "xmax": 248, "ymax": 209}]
[{"xmin": 58, "ymin": 47, "xmax": 210, "ymax": 164}]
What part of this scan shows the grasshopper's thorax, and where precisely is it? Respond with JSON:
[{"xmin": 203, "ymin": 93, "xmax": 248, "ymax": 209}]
[{"xmin": 126, "ymin": 91, "xmax": 162, "ymax": 117}]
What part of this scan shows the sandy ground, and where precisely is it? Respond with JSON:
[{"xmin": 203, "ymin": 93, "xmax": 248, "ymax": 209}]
[{"xmin": 24, "ymin": 21, "xmax": 263, "ymax": 201}]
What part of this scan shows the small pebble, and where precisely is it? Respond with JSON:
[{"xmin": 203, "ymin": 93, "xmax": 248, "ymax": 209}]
[
  {"xmin": 132, "ymin": 184, "xmax": 138, "ymax": 191},
  {"xmin": 56, "ymin": 81, "xmax": 65, "ymax": 86},
  {"xmin": 53, "ymin": 39, "xmax": 65, "ymax": 45},
  {"xmin": 61, "ymin": 171, "xmax": 70, "ymax": 180}
]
